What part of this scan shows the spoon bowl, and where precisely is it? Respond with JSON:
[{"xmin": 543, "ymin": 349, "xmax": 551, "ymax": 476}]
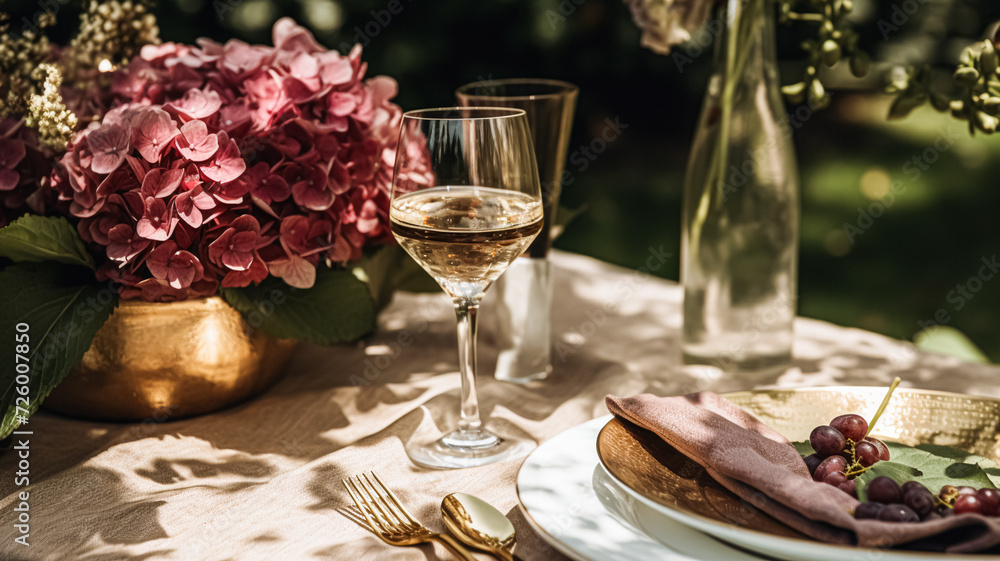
[{"xmin": 442, "ymin": 492, "xmax": 520, "ymax": 561}]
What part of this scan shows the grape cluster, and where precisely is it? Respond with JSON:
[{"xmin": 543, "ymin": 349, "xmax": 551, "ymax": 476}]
[
  {"xmin": 855, "ymin": 478, "xmax": 939, "ymax": 522},
  {"xmin": 804, "ymin": 414, "xmax": 890, "ymax": 498},
  {"xmin": 854, "ymin": 476, "xmax": 1000, "ymax": 522},
  {"xmin": 854, "ymin": 478, "xmax": 1000, "ymax": 522},
  {"xmin": 940, "ymin": 485, "xmax": 1000, "ymax": 517}
]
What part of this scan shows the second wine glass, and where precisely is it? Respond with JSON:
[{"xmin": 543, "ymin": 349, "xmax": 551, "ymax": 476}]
[{"xmin": 390, "ymin": 107, "xmax": 543, "ymax": 469}]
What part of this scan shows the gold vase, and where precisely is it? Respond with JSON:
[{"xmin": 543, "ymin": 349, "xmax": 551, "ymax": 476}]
[{"xmin": 44, "ymin": 296, "xmax": 296, "ymax": 421}]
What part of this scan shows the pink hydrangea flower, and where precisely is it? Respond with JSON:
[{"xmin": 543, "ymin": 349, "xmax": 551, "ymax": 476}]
[{"xmin": 53, "ymin": 18, "xmax": 412, "ymax": 302}]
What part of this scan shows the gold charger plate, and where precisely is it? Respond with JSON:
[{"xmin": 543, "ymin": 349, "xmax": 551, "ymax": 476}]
[{"xmin": 596, "ymin": 387, "xmax": 1000, "ymax": 559}]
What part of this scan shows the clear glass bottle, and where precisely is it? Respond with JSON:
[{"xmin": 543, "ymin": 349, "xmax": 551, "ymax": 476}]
[{"xmin": 681, "ymin": 0, "xmax": 799, "ymax": 373}]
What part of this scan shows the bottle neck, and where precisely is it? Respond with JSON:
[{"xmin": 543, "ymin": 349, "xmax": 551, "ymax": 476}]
[{"xmin": 714, "ymin": 0, "xmax": 778, "ymax": 89}]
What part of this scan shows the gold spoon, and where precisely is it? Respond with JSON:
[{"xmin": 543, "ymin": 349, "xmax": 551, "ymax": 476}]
[{"xmin": 441, "ymin": 492, "xmax": 524, "ymax": 561}]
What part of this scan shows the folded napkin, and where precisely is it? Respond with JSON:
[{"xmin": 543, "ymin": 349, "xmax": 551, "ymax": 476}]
[{"xmin": 606, "ymin": 392, "xmax": 1000, "ymax": 553}]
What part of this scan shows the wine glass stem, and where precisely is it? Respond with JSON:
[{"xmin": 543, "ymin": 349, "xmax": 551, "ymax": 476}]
[{"xmin": 454, "ymin": 298, "xmax": 483, "ymax": 433}]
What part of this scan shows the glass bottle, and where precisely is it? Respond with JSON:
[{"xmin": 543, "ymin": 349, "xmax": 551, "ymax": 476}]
[{"xmin": 681, "ymin": 0, "xmax": 799, "ymax": 374}]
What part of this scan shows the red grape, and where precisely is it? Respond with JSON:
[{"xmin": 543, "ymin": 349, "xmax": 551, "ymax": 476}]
[
  {"xmin": 901, "ymin": 481, "xmax": 928, "ymax": 495},
  {"xmin": 867, "ymin": 476, "xmax": 903, "ymax": 504},
  {"xmin": 830, "ymin": 414, "xmax": 868, "ymax": 442},
  {"xmin": 813, "ymin": 455, "xmax": 847, "ymax": 482},
  {"xmin": 865, "ymin": 437, "xmax": 890, "ymax": 461},
  {"xmin": 855, "ymin": 440, "xmax": 880, "ymax": 467},
  {"xmin": 823, "ymin": 471, "xmax": 847, "ymax": 486},
  {"xmin": 957, "ymin": 486, "xmax": 977, "ymax": 496},
  {"xmin": 878, "ymin": 504, "xmax": 920, "ymax": 522},
  {"xmin": 854, "ymin": 502, "xmax": 884, "ymax": 519},
  {"xmin": 810, "ymin": 425, "xmax": 846, "ymax": 457},
  {"xmin": 838, "ymin": 479, "xmax": 858, "ymax": 498},
  {"xmin": 977, "ymin": 489, "xmax": 1000, "ymax": 515},
  {"xmin": 903, "ymin": 488, "xmax": 935, "ymax": 518},
  {"xmin": 955, "ymin": 495, "xmax": 983, "ymax": 515}
]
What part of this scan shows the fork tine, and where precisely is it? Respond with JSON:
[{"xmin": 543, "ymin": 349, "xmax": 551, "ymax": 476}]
[
  {"xmin": 370, "ymin": 471, "xmax": 421, "ymax": 526},
  {"xmin": 362, "ymin": 472, "xmax": 413, "ymax": 528},
  {"xmin": 361, "ymin": 472, "xmax": 412, "ymax": 531},
  {"xmin": 355, "ymin": 474, "xmax": 404, "ymax": 533},
  {"xmin": 348, "ymin": 476, "xmax": 396, "ymax": 535},
  {"xmin": 343, "ymin": 477, "xmax": 388, "ymax": 535}
]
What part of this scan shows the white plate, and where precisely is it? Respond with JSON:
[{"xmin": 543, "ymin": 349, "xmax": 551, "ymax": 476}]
[{"xmin": 515, "ymin": 416, "xmax": 765, "ymax": 561}]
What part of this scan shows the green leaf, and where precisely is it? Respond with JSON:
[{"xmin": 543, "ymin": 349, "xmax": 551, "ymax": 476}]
[
  {"xmin": 0, "ymin": 263, "xmax": 117, "ymax": 438},
  {"xmin": 855, "ymin": 441, "xmax": 997, "ymax": 501},
  {"xmin": 356, "ymin": 244, "xmax": 437, "ymax": 312},
  {"xmin": 914, "ymin": 444, "xmax": 1000, "ymax": 487},
  {"xmin": 915, "ymin": 326, "xmax": 990, "ymax": 364},
  {"xmin": 793, "ymin": 440, "xmax": 816, "ymax": 456},
  {"xmin": 219, "ymin": 267, "xmax": 376, "ymax": 345},
  {"xmin": 0, "ymin": 215, "xmax": 95, "ymax": 270}
]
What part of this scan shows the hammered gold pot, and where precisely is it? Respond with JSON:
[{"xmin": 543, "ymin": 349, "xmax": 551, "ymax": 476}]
[{"xmin": 44, "ymin": 297, "xmax": 297, "ymax": 421}]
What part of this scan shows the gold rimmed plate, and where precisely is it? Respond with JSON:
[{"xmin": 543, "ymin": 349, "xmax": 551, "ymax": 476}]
[{"xmin": 596, "ymin": 387, "xmax": 1000, "ymax": 561}]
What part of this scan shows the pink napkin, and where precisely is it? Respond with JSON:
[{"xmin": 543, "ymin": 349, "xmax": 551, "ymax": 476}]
[{"xmin": 606, "ymin": 392, "xmax": 1000, "ymax": 553}]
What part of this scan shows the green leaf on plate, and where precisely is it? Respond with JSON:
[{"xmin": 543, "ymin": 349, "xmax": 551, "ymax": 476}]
[
  {"xmin": 793, "ymin": 438, "xmax": 1000, "ymax": 499},
  {"xmin": 0, "ymin": 215, "xmax": 96, "ymax": 270},
  {"xmin": 219, "ymin": 266, "xmax": 376, "ymax": 345},
  {"xmin": 793, "ymin": 440, "xmax": 816, "ymax": 457},
  {"xmin": 855, "ymin": 441, "xmax": 997, "ymax": 500},
  {"xmin": 0, "ymin": 263, "xmax": 117, "ymax": 439},
  {"xmin": 914, "ymin": 444, "xmax": 1000, "ymax": 486}
]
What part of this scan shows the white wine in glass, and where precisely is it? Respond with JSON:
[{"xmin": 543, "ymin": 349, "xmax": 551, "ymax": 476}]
[
  {"xmin": 390, "ymin": 108, "xmax": 542, "ymax": 468},
  {"xmin": 391, "ymin": 186, "xmax": 542, "ymax": 300}
]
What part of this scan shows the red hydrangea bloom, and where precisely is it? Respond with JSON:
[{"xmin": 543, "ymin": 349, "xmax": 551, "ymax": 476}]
[
  {"xmin": 53, "ymin": 18, "xmax": 417, "ymax": 302},
  {"xmin": 0, "ymin": 119, "xmax": 59, "ymax": 227},
  {"xmin": 0, "ymin": 136, "xmax": 27, "ymax": 191}
]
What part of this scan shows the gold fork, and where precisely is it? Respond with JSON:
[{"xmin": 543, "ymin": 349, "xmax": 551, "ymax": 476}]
[{"xmin": 343, "ymin": 472, "xmax": 477, "ymax": 560}]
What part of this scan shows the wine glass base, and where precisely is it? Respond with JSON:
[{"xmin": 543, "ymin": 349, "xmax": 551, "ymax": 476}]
[{"xmin": 405, "ymin": 428, "xmax": 535, "ymax": 469}]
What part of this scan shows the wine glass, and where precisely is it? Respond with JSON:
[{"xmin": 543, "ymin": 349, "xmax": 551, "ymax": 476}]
[{"xmin": 390, "ymin": 107, "xmax": 543, "ymax": 469}]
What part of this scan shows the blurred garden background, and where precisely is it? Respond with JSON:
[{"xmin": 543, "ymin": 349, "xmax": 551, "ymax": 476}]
[{"xmin": 8, "ymin": 0, "xmax": 1000, "ymax": 360}]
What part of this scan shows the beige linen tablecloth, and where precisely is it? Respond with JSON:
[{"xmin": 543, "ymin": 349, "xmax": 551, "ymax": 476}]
[{"xmin": 3, "ymin": 251, "xmax": 1000, "ymax": 561}]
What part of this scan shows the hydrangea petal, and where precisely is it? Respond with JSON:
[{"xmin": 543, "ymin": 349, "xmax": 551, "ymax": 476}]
[
  {"xmin": 174, "ymin": 189, "xmax": 204, "ymax": 228},
  {"xmin": 0, "ymin": 169, "xmax": 19, "ymax": 191},
  {"xmin": 136, "ymin": 197, "xmax": 179, "ymax": 241},
  {"xmin": 148, "ymin": 241, "xmax": 204, "ymax": 289},
  {"xmin": 131, "ymin": 108, "xmax": 180, "ymax": 164},
  {"xmin": 166, "ymin": 88, "xmax": 222, "ymax": 119},
  {"xmin": 268, "ymin": 255, "xmax": 316, "ymax": 289},
  {"xmin": 273, "ymin": 17, "xmax": 323, "ymax": 53},
  {"xmin": 87, "ymin": 123, "xmax": 131, "ymax": 174},
  {"xmin": 141, "ymin": 168, "xmax": 185, "ymax": 198},
  {"xmin": 356, "ymin": 198, "xmax": 381, "ymax": 233},
  {"xmin": 200, "ymin": 131, "xmax": 246, "ymax": 183},
  {"xmin": 107, "ymin": 223, "xmax": 151, "ymax": 261},
  {"xmin": 176, "ymin": 120, "xmax": 220, "ymax": 162},
  {"xmin": 222, "ymin": 256, "xmax": 268, "ymax": 287},
  {"xmin": 0, "ymin": 138, "xmax": 26, "ymax": 169}
]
